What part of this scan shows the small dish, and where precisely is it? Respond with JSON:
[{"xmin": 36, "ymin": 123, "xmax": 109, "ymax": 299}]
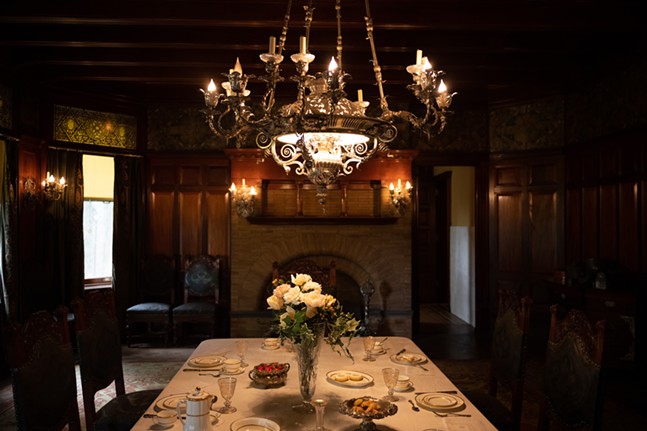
[
  {"xmin": 230, "ymin": 417, "xmax": 280, "ymax": 431},
  {"xmin": 220, "ymin": 366, "xmax": 245, "ymax": 375},
  {"xmin": 390, "ymin": 352, "xmax": 428, "ymax": 366},
  {"xmin": 262, "ymin": 343, "xmax": 280, "ymax": 350},
  {"xmin": 394, "ymin": 382, "xmax": 414, "ymax": 392}
]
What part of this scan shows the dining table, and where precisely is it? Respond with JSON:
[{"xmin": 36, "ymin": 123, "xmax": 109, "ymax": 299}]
[{"xmin": 132, "ymin": 336, "xmax": 496, "ymax": 431}]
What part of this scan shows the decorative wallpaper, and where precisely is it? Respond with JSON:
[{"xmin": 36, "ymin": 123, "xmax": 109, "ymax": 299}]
[
  {"xmin": 53, "ymin": 105, "xmax": 137, "ymax": 149},
  {"xmin": 0, "ymin": 84, "xmax": 12, "ymax": 130},
  {"xmin": 148, "ymin": 105, "xmax": 226, "ymax": 151},
  {"xmin": 489, "ymin": 98, "xmax": 565, "ymax": 152}
]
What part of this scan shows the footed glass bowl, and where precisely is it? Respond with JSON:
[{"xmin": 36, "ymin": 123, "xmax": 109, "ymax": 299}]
[
  {"xmin": 248, "ymin": 362, "xmax": 290, "ymax": 388},
  {"xmin": 339, "ymin": 396, "xmax": 397, "ymax": 431}
]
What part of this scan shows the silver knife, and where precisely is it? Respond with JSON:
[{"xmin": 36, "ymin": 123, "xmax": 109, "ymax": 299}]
[
  {"xmin": 395, "ymin": 348, "xmax": 406, "ymax": 356},
  {"xmin": 183, "ymin": 368, "xmax": 221, "ymax": 372},
  {"xmin": 415, "ymin": 390, "xmax": 458, "ymax": 395}
]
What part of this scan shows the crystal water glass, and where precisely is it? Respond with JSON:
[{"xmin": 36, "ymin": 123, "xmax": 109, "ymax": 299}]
[
  {"xmin": 362, "ymin": 336, "xmax": 376, "ymax": 362},
  {"xmin": 382, "ymin": 367, "xmax": 399, "ymax": 401},
  {"xmin": 236, "ymin": 339, "xmax": 248, "ymax": 367},
  {"xmin": 216, "ymin": 376, "xmax": 237, "ymax": 413}
]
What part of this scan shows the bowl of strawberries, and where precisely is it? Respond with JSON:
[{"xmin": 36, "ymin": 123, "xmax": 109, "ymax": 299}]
[{"xmin": 248, "ymin": 362, "xmax": 290, "ymax": 388}]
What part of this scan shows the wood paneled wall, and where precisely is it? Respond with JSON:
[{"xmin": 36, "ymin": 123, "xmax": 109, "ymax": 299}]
[
  {"xmin": 489, "ymin": 151, "xmax": 565, "ymax": 332},
  {"xmin": 145, "ymin": 154, "xmax": 230, "ymax": 305},
  {"xmin": 565, "ymin": 134, "xmax": 646, "ymax": 272}
]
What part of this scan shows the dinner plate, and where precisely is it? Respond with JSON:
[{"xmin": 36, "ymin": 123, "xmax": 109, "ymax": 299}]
[
  {"xmin": 326, "ymin": 370, "xmax": 374, "ymax": 387},
  {"xmin": 414, "ymin": 393, "xmax": 465, "ymax": 412},
  {"xmin": 155, "ymin": 393, "xmax": 189, "ymax": 411},
  {"xmin": 230, "ymin": 416, "xmax": 280, "ymax": 431},
  {"xmin": 390, "ymin": 352, "xmax": 428, "ymax": 365},
  {"xmin": 187, "ymin": 355, "xmax": 226, "ymax": 369}
]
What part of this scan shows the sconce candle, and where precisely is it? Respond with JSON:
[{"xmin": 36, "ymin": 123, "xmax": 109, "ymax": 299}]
[
  {"xmin": 230, "ymin": 178, "xmax": 257, "ymax": 218},
  {"xmin": 388, "ymin": 179, "xmax": 412, "ymax": 216},
  {"xmin": 41, "ymin": 171, "xmax": 67, "ymax": 201}
]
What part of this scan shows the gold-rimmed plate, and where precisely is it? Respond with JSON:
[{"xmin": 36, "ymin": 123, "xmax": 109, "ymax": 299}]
[
  {"xmin": 187, "ymin": 355, "xmax": 226, "ymax": 369},
  {"xmin": 390, "ymin": 352, "xmax": 428, "ymax": 366},
  {"xmin": 155, "ymin": 394, "xmax": 188, "ymax": 412},
  {"xmin": 414, "ymin": 392, "xmax": 466, "ymax": 412}
]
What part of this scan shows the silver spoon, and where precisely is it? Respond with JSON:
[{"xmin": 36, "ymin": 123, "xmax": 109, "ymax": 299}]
[{"xmin": 408, "ymin": 400, "xmax": 420, "ymax": 412}]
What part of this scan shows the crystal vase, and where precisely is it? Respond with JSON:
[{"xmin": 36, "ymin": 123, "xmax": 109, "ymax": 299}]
[{"xmin": 293, "ymin": 324, "xmax": 325, "ymax": 412}]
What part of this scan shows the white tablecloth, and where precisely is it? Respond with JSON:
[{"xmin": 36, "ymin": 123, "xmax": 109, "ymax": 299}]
[{"xmin": 132, "ymin": 336, "xmax": 495, "ymax": 431}]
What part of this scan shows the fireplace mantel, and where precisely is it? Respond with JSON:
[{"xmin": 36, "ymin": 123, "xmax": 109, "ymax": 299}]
[{"xmin": 245, "ymin": 215, "xmax": 399, "ymax": 225}]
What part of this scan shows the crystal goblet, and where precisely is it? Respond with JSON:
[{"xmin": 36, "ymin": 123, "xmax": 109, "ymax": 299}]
[
  {"xmin": 216, "ymin": 376, "xmax": 237, "ymax": 414},
  {"xmin": 382, "ymin": 367, "xmax": 399, "ymax": 401}
]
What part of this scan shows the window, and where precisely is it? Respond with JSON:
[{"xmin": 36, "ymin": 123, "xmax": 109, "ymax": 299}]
[{"xmin": 82, "ymin": 155, "xmax": 114, "ymax": 287}]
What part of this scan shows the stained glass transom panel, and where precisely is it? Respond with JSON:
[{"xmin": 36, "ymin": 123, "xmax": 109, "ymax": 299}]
[{"xmin": 53, "ymin": 105, "xmax": 137, "ymax": 149}]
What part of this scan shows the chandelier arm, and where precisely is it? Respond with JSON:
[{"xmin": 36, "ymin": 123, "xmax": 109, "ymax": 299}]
[{"xmin": 363, "ymin": 2, "xmax": 390, "ymax": 117}]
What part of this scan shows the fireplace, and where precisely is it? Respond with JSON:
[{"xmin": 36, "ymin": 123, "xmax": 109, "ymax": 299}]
[{"xmin": 228, "ymin": 220, "xmax": 413, "ymax": 337}]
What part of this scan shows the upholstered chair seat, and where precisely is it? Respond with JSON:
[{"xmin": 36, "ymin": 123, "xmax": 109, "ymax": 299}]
[{"xmin": 125, "ymin": 255, "xmax": 175, "ymax": 345}]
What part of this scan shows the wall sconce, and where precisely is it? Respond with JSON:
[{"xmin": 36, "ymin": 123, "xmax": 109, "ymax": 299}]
[
  {"xmin": 388, "ymin": 179, "xmax": 412, "ymax": 216},
  {"xmin": 42, "ymin": 172, "xmax": 67, "ymax": 201},
  {"xmin": 23, "ymin": 177, "xmax": 38, "ymax": 200},
  {"xmin": 230, "ymin": 178, "xmax": 257, "ymax": 218}
]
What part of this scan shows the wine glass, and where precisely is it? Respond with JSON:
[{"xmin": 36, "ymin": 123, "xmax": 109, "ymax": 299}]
[
  {"xmin": 309, "ymin": 399, "xmax": 329, "ymax": 431},
  {"xmin": 216, "ymin": 376, "xmax": 237, "ymax": 413},
  {"xmin": 382, "ymin": 367, "xmax": 399, "ymax": 401},
  {"xmin": 362, "ymin": 336, "xmax": 375, "ymax": 362},
  {"xmin": 236, "ymin": 339, "xmax": 248, "ymax": 367}
]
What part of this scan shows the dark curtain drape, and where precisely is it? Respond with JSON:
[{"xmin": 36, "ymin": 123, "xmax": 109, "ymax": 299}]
[
  {"xmin": 0, "ymin": 139, "xmax": 19, "ymax": 322},
  {"xmin": 112, "ymin": 156, "xmax": 144, "ymax": 330},
  {"xmin": 43, "ymin": 149, "xmax": 84, "ymax": 312}
]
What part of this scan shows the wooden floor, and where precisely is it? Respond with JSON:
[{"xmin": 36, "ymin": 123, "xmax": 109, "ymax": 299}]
[{"xmin": 413, "ymin": 303, "xmax": 490, "ymax": 361}]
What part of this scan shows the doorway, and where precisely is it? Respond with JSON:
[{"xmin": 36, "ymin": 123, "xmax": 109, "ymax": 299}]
[{"xmin": 412, "ymin": 165, "xmax": 476, "ymax": 333}]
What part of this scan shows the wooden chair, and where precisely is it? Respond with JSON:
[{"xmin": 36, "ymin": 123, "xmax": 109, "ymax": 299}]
[
  {"xmin": 538, "ymin": 305, "xmax": 606, "ymax": 431},
  {"xmin": 72, "ymin": 289, "xmax": 162, "ymax": 431},
  {"xmin": 125, "ymin": 255, "xmax": 176, "ymax": 346},
  {"xmin": 5, "ymin": 307, "xmax": 81, "ymax": 431},
  {"xmin": 172, "ymin": 255, "xmax": 221, "ymax": 343},
  {"xmin": 462, "ymin": 289, "xmax": 532, "ymax": 431}
]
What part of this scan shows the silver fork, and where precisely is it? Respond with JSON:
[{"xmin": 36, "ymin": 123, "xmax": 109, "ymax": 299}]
[{"xmin": 432, "ymin": 411, "xmax": 471, "ymax": 418}]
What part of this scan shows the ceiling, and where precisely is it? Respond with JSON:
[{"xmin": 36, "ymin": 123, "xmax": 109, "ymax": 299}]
[{"xmin": 1, "ymin": 0, "xmax": 645, "ymax": 110}]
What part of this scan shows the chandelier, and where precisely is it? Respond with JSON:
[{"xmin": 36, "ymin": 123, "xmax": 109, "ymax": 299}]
[{"xmin": 201, "ymin": 0, "xmax": 455, "ymax": 201}]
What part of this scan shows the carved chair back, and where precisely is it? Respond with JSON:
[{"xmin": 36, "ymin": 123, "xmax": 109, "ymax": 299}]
[
  {"xmin": 5, "ymin": 308, "xmax": 81, "ymax": 431},
  {"xmin": 539, "ymin": 305, "xmax": 606, "ymax": 431}
]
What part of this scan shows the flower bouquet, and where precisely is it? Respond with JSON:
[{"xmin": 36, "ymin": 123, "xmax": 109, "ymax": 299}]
[{"xmin": 266, "ymin": 273, "xmax": 360, "ymax": 358}]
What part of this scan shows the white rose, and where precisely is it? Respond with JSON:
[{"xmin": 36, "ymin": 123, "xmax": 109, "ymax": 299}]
[
  {"xmin": 302, "ymin": 291, "xmax": 327, "ymax": 309},
  {"xmin": 266, "ymin": 294, "xmax": 283, "ymax": 310},
  {"xmin": 273, "ymin": 283, "xmax": 291, "ymax": 298},
  {"xmin": 302, "ymin": 281, "xmax": 322, "ymax": 292},
  {"xmin": 291, "ymin": 273, "xmax": 312, "ymax": 287},
  {"xmin": 282, "ymin": 286, "xmax": 302, "ymax": 305}
]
